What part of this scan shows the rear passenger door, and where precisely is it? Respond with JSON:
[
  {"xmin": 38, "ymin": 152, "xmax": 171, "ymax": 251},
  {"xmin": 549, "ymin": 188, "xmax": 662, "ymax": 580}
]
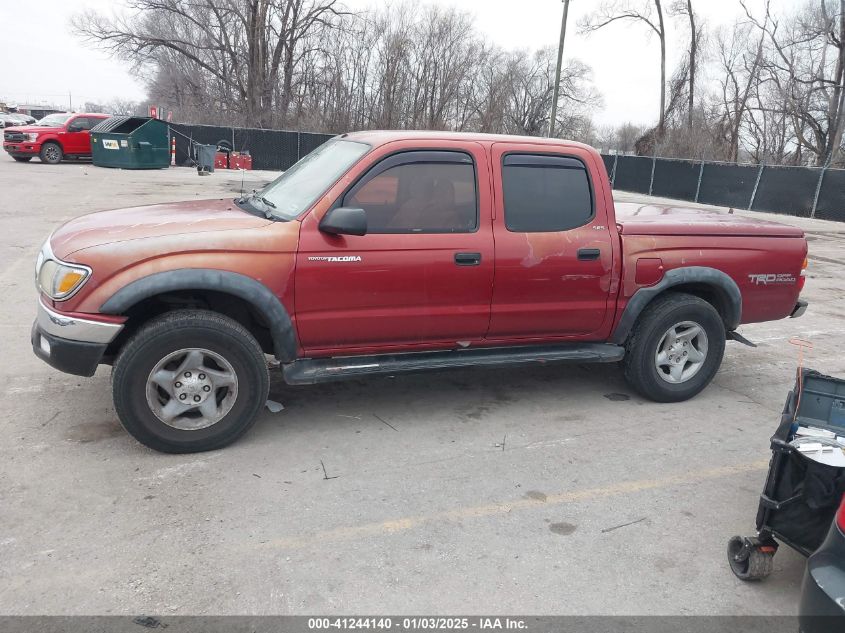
[
  {"xmin": 487, "ymin": 143, "xmax": 615, "ymax": 340},
  {"xmin": 295, "ymin": 142, "xmax": 495, "ymax": 352}
]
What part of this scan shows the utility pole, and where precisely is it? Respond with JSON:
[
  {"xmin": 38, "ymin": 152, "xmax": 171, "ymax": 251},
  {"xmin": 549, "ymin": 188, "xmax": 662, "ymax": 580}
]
[
  {"xmin": 68, "ymin": 90, "xmax": 72, "ymax": 112},
  {"xmin": 548, "ymin": 0, "xmax": 571, "ymax": 138}
]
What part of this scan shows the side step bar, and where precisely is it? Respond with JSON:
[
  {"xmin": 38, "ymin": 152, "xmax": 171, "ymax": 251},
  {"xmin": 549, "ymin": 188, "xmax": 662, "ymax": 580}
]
[{"xmin": 282, "ymin": 343, "xmax": 626, "ymax": 385}]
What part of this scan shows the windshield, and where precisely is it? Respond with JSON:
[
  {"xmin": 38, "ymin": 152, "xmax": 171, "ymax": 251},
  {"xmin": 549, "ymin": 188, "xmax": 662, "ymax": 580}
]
[
  {"xmin": 256, "ymin": 139, "xmax": 370, "ymax": 220},
  {"xmin": 35, "ymin": 114, "xmax": 72, "ymax": 127}
]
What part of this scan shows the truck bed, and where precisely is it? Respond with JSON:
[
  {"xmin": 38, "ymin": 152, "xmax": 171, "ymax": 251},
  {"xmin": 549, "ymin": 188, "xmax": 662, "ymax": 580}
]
[{"xmin": 615, "ymin": 202, "xmax": 804, "ymax": 237}]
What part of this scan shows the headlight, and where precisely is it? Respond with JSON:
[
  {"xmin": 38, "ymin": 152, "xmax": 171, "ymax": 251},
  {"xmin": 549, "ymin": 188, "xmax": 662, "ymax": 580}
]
[
  {"xmin": 35, "ymin": 241, "xmax": 91, "ymax": 301},
  {"xmin": 25, "ymin": 133, "xmax": 39, "ymax": 142}
]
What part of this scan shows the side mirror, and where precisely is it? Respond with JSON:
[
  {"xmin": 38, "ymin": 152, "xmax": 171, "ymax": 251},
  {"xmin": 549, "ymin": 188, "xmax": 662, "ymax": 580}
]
[
  {"xmin": 68, "ymin": 123, "xmax": 84, "ymax": 132},
  {"xmin": 319, "ymin": 207, "xmax": 367, "ymax": 236}
]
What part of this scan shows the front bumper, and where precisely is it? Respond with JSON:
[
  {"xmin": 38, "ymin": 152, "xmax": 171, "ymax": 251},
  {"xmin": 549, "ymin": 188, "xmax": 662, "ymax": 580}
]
[
  {"xmin": 791, "ymin": 299, "xmax": 809, "ymax": 318},
  {"xmin": 4, "ymin": 142, "xmax": 39, "ymax": 156},
  {"xmin": 31, "ymin": 300, "xmax": 124, "ymax": 377}
]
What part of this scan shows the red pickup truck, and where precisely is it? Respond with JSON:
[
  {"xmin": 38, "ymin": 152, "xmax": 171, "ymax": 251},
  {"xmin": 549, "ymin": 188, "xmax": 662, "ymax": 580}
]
[
  {"xmin": 30, "ymin": 131, "xmax": 808, "ymax": 452},
  {"xmin": 4, "ymin": 112, "xmax": 109, "ymax": 164}
]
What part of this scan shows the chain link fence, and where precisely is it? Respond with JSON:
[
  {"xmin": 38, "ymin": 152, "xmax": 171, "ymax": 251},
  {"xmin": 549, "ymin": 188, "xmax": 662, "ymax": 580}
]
[
  {"xmin": 165, "ymin": 123, "xmax": 845, "ymax": 222},
  {"xmin": 602, "ymin": 153, "xmax": 845, "ymax": 222},
  {"xmin": 169, "ymin": 122, "xmax": 334, "ymax": 171}
]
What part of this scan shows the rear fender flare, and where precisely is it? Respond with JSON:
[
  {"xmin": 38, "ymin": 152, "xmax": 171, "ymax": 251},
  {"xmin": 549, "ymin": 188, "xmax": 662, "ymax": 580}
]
[
  {"xmin": 611, "ymin": 266, "xmax": 742, "ymax": 344},
  {"xmin": 99, "ymin": 269, "xmax": 297, "ymax": 361}
]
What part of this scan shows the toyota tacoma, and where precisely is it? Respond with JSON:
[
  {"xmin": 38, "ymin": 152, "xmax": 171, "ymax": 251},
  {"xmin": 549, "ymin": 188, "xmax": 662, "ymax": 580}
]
[{"xmin": 31, "ymin": 131, "xmax": 809, "ymax": 452}]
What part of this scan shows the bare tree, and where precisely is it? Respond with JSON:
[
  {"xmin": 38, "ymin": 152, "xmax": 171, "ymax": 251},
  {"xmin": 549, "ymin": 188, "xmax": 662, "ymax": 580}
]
[
  {"xmin": 83, "ymin": 99, "xmax": 147, "ymax": 116},
  {"xmin": 713, "ymin": 10, "xmax": 768, "ymax": 162},
  {"xmin": 670, "ymin": 0, "xmax": 700, "ymax": 128},
  {"xmin": 73, "ymin": 0, "xmax": 348, "ymax": 127},
  {"xmin": 598, "ymin": 121, "xmax": 648, "ymax": 153},
  {"xmin": 580, "ymin": 0, "xmax": 667, "ymax": 133},
  {"xmin": 742, "ymin": 0, "xmax": 845, "ymax": 165},
  {"xmin": 73, "ymin": 1, "xmax": 605, "ymax": 139}
]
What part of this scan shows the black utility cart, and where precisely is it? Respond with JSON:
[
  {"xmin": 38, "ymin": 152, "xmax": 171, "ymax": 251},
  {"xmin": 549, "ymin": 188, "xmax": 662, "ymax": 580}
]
[{"xmin": 728, "ymin": 369, "xmax": 845, "ymax": 580}]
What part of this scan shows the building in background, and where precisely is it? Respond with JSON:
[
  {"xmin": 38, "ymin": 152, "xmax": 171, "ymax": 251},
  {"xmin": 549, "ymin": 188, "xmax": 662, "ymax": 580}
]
[{"xmin": 10, "ymin": 104, "xmax": 64, "ymax": 120}]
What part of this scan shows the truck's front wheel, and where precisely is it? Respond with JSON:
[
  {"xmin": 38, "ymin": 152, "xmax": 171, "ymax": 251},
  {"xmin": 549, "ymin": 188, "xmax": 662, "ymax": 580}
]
[
  {"xmin": 112, "ymin": 310, "xmax": 269, "ymax": 453},
  {"xmin": 39, "ymin": 142, "xmax": 63, "ymax": 164},
  {"xmin": 622, "ymin": 293, "xmax": 725, "ymax": 402}
]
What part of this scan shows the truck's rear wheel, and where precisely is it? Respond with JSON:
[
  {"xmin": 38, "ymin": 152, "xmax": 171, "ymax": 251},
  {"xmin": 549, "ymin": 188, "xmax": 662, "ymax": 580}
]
[
  {"xmin": 39, "ymin": 142, "xmax": 63, "ymax": 164},
  {"xmin": 622, "ymin": 292, "xmax": 725, "ymax": 402},
  {"xmin": 112, "ymin": 310, "xmax": 269, "ymax": 453}
]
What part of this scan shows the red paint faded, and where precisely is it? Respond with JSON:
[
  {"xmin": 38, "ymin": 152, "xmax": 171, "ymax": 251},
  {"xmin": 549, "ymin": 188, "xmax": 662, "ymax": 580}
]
[
  {"xmin": 51, "ymin": 199, "xmax": 274, "ymax": 258},
  {"xmin": 615, "ymin": 202, "xmax": 804, "ymax": 237},
  {"xmin": 41, "ymin": 130, "xmax": 808, "ymax": 360},
  {"xmin": 484, "ymin": 141, "xmax": 618, "ymax": 341},
  {"xmin": 296, "ymin": 139, "xmax": 495, "ymax": 350},
  {"xmin": 617, "ymin": 233, "xmax": 806, "ymax": 325}
]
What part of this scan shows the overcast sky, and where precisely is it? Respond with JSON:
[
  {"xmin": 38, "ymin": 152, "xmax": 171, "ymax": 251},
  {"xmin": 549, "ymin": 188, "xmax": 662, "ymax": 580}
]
[{"xmin": 0, "ymin": 0, "xmax": 784, "ymax": 127}]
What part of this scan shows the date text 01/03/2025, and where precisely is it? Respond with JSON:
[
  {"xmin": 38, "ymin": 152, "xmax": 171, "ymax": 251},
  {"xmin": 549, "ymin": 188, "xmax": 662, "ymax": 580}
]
[{"xmin": 307, "ymin": 617, "xmax": 528, "ymax": 630}]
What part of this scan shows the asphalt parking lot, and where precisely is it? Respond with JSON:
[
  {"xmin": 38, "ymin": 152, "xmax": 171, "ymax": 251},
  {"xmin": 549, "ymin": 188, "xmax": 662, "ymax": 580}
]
[{"xmin": 1, "ymin": 153, "xmax": 844, "ymax": 616}]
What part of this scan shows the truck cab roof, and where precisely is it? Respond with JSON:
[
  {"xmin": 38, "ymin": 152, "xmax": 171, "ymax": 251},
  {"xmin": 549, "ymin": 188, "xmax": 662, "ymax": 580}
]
[{"xmin": 342, "ymin": 129, "xmax": 596, "ymax": 152}]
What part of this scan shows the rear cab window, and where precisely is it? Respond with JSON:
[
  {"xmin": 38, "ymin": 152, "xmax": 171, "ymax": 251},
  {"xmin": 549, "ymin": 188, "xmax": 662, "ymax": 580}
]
[{"xmin": 501, "ymin": 154, "xmax": 594, "ymax": 232}]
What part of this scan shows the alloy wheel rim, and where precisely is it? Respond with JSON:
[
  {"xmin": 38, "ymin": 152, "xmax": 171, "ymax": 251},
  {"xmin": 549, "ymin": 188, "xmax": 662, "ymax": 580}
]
[
  {"xmin": 654, "ymin": 320, "xmax": 708, "ymax": 384},
  {"xmin": 145, "ymin": 348, "xmax": 238, "ymax": 430}
]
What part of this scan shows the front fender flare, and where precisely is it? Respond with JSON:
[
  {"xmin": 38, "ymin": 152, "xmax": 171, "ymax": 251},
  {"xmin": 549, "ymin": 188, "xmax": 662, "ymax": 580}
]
[
  {"xmin": 99, "ymin": 269, "xmax": 297, "ymax": 361},
  {"xmin": 610, "ymin": 266, "xmax": 742, "ymax": 345},
  {"xmin": 40, "ymin": 137, "xmax": 63, "ymax": 151}
]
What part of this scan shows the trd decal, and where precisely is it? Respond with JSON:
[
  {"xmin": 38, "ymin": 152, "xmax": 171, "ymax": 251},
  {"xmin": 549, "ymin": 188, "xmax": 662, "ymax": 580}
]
[
  {"xmin": 307, "ymin": 255, "xmax": 362, "ymax": 262},
  {"xmin": 748, "ymin": 273, "xmax": 797, "ymax": 285}
]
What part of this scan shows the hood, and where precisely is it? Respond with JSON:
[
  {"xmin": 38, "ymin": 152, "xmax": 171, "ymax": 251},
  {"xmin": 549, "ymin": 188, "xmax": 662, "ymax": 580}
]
[
  {"xmin": 615, "ymin": 202, "xmax": 804, "ymax": 237},
  {"xmin": 4, "ymin": 125, "xmax": 58, "ymax": 133},
  {"xmin": 50, "ymin": 198, "xmax": 274, "ymax": 258}
]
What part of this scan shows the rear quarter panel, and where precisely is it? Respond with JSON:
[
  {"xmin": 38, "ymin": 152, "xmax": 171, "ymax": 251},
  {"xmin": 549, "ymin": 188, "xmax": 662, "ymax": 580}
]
[{"xmin": 619, "ymin": 234, "xmax": 807, "ymax": 325}]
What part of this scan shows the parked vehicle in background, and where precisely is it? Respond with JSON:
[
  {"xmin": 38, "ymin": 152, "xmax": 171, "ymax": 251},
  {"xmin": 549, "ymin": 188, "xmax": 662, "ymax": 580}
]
[
  {"xmin": 799, "ymin": 493, "xmax": 845, "ymax": 632},
  {"xmin": 3, "ymin": 112, "xmax": 110, "ymax": 163},
  {"xmin": 30, "ymin": 131, "xmax": 809, "ymax": 452},
  {"xmin": 8, "ymin": 113, "xmax": 37, "ymax": 125},
  {"xmin": 0, "ymin": 113, "xmax": 22, "ymax": 128}
]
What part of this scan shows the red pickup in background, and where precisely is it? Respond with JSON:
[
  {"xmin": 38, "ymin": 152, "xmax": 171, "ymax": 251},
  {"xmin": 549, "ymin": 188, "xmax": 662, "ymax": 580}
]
[{"xmin": 3, "ymin": 112, "xmax": 110, "ymax": 164}]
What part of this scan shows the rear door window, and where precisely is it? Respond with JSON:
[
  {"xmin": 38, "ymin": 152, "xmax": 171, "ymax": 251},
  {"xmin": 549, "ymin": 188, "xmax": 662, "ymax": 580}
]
[{"xmin": 502, "ymin": 154, "xmax": 593, "ymax": 232}]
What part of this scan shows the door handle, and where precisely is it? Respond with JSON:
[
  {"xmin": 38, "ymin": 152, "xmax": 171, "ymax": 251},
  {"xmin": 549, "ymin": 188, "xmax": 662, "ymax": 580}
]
[
  {"xmin": 454, "ymin": 252, "xmax": 481, "ymax": 266},
  {"xmin": 577, "ymin": 248, "xmax": 601, "ymax": 261}
]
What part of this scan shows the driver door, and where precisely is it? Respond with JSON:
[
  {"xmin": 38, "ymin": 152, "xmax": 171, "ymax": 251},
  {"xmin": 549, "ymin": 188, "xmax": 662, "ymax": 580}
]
[
  {"xmin": 295, "ymin": 141, "xmax": 494, "ymax": 353},
  {"xmin": 62, "ymin": 116, "xmax": 93, "ymax": 154}
]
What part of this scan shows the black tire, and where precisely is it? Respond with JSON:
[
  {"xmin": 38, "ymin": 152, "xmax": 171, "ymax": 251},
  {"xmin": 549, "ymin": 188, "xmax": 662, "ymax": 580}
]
[
  {"xmin": 112, "ymin": 310, "xmax": 269, "ymax": 453},
  {"xmin": 727, "ymin": 536, "xmax": 774, "ymax": 581},
  {"xmin": 39, "ymin": 142, "xmax": 63, "ymax": 164},
  {"xmin": 622, "ymin": 292, "xmax": 726, "ymax": 402},
  {"xmin": 12, "ymin": 156, "xmax": 32, "ymax": 162}
]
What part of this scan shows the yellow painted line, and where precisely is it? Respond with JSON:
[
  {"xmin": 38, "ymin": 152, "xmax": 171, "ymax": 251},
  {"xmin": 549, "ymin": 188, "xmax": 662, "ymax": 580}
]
[{"xmin": 260, "ymin": 459, "xmax": 770, "ymax": 550}]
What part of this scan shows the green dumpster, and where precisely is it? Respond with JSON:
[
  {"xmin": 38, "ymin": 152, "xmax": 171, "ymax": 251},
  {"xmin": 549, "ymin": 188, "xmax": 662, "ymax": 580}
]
[{"xmin": 90, "ymin": 116, "xmax": 170, "ymax": 169}]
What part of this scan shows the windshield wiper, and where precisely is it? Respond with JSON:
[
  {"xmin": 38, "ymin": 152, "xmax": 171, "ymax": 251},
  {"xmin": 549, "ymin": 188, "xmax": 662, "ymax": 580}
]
[
  {"xmin": 254, "ymin": 195, "xmax": 276, "ymax": 209},
  {"xmin": 236, "ymin": 192, "xmax": 277, "ymax": 219}
]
